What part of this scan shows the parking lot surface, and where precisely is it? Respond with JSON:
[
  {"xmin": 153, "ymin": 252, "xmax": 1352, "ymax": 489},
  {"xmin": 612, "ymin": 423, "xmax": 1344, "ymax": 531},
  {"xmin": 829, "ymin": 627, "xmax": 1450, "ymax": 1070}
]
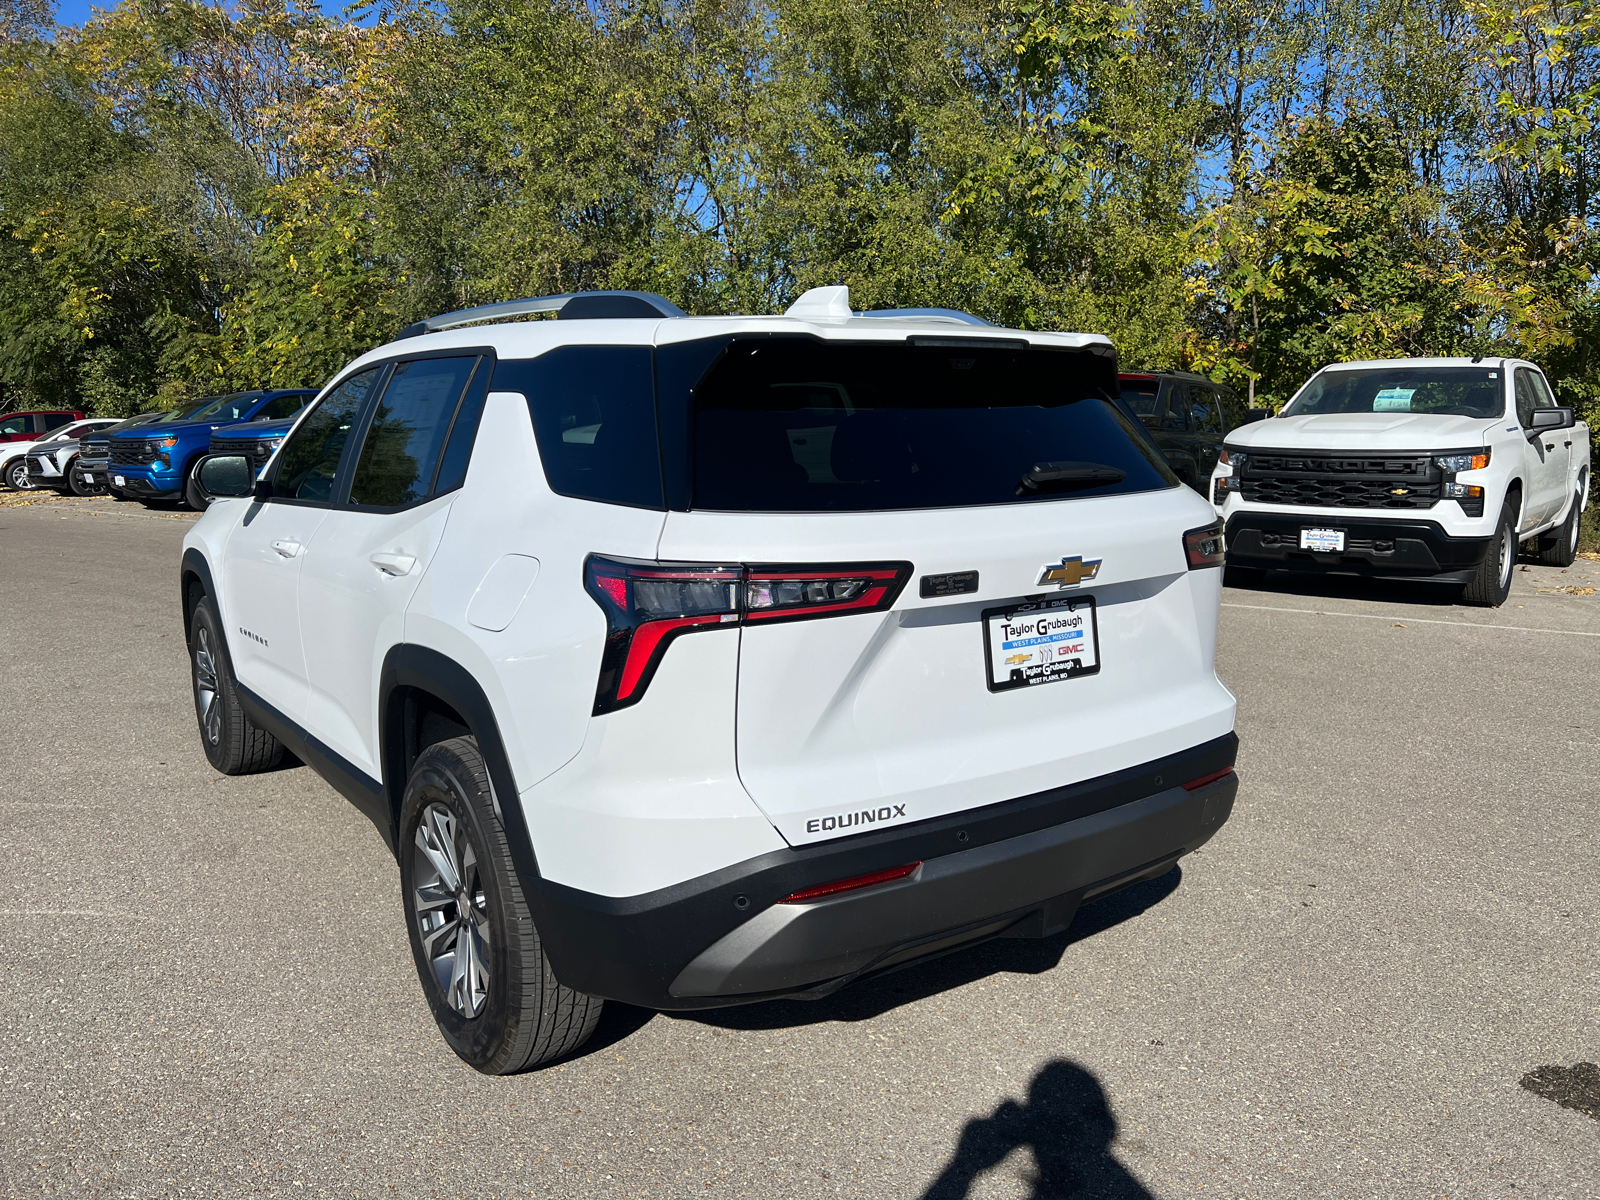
[{"xmin": 3, "ymin": 493, "xmax": 1597, "ymax": 1199}]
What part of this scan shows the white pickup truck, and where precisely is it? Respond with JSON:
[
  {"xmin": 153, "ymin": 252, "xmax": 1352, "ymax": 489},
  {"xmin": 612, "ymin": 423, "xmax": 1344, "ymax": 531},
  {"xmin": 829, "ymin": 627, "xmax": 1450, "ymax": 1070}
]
[{"xmin": 1209, "ymin": 357, "xmax": 1591, "ymax": 606}]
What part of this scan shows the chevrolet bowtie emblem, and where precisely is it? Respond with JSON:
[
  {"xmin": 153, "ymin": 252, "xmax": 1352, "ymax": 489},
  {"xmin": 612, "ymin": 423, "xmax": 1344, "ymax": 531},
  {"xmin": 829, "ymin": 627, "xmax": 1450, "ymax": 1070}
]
[{"xmin": 1038, "ymin": 556, "xmax": 1102, "ymax": 588}]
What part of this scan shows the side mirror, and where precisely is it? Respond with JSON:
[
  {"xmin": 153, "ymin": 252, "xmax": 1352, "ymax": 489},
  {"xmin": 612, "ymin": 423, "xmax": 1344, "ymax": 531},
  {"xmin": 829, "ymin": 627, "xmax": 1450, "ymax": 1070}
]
[
  {"xmin": 197, "ymin": 454, "xmax": 254, "ymax": 499},
  {"xmin": 1240, "ymin": 409, "xmax": 1272, "ymax": 424},
  {"xmin": 1529, "ymin": 406, "xmax": 1575, "ymax": 433}
]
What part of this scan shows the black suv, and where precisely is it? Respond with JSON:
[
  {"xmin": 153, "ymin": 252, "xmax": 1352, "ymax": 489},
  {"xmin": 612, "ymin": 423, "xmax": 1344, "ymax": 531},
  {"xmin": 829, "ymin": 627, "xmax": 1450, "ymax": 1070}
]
[{"xmin": 1118, "ymin": 371, "xmax": 1262, "ymax": 490}]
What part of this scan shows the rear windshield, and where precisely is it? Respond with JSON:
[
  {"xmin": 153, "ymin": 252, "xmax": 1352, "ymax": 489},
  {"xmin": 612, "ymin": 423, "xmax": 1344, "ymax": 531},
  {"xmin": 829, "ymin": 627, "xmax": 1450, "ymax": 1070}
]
[
  {"xmin": 1118, "ymin": 379, "xmax": 1160, "ymax": 416},
  {"xmin": 1283, "ymin": 367, "xmax": 1505, "ymax": 419},
  {"xmin": 682, "ymin": 338, "xmax": 1174, "ymax": 512}
]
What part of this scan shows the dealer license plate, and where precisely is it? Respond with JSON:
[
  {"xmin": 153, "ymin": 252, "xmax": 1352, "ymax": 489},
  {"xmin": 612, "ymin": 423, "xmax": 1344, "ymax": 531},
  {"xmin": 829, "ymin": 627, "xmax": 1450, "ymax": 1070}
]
[
  {"xmin": 983, "ymin": 595, "xmax": 1099, "ymax": 693},
  {"xmin": 1300, "ymin": 528, "xmax": 1345, "ymax": 552},
  {"xmin": 82, "ymin": 472, "xmax": 94, "ymax": 483},
  {"xmin": 113, "ymin": 474, "xmax": 125, "ymax": 487}
]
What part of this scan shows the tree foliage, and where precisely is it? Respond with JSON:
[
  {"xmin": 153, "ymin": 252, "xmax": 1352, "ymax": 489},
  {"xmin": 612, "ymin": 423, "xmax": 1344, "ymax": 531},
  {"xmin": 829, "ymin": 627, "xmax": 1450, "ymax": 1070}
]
[{"xmin": 0, "ymin": 0, "xmax": 1594, "ymax": 445}]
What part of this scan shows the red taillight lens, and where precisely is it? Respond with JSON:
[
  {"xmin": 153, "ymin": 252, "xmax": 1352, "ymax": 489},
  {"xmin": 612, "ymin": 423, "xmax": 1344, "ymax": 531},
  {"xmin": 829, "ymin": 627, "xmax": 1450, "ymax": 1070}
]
[
  {"xmin": 1184, "ymin": 521, "xmax": 1225, "ymax": 569},
  {"xmin": 1182, "ymin": 766, "xmax": 1234, "ymax": 791},
  {"xmin": 780, "ymin": 862, "xmax": 921, "ymax": 903},
  {"xmin": 584, "ymin": 556, "xmax": 912, "ymax": 713}
]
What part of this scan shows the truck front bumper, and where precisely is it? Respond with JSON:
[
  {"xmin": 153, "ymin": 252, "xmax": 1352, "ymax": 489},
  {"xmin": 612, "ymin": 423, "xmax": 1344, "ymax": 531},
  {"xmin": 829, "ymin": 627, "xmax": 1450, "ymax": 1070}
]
[
  {"xmin": 527, "ymin": 734, "xmax": 1238, "ymax": 1010},
  {"xmin": 1225, "ymin": 513, "xmax": 1492, "ymax": 582},
  {"xmin": 109, "ymin": 468, "xmax": 183, "ymax": 499}
]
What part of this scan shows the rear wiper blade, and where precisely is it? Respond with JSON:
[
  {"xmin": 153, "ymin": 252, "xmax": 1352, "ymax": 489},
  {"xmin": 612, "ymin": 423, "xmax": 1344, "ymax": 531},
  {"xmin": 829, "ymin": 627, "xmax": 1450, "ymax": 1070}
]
[{"xmin": 1015, "ymin": 461, "xmax": 1126, "ymax": 496}]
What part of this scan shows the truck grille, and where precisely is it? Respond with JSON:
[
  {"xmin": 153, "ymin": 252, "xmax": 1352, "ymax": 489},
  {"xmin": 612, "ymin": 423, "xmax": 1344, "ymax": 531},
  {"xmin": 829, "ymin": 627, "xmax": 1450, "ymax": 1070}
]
[
  {"xmin": 209, "ymin": 436, "xmax": 272, "ymax": 466},
  {"xmin": 1238, "ymin": 452, "xmax": 1440, "ymax": 510},
  {"xmin": 110, "ymin": 442, "xmax": 158, "ymax": 466},
  {"xmin": 79, "ymin": 438, "xmax": 109, "ymax": 465}
]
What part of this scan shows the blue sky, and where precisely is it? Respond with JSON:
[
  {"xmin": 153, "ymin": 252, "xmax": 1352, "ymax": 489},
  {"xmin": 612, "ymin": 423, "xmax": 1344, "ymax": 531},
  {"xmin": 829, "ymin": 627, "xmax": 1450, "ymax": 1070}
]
[{"xmin": 53, "ymin": 0, "xmax": 102, "ymax": 24}]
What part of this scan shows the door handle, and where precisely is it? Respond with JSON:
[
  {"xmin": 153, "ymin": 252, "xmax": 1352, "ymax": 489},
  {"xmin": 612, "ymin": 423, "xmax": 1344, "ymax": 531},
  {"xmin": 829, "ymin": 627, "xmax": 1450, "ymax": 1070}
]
[
  {"xmin": 271, "ymin": 540, "xmax": 302, "ymax": 558},
  {"xmin": 1545, "ymin": 442, "xmax": 1555, "ymax": 450},
  {"xmin": 370, "ymin": 552, "xmax": 417, "ymax": 577}
]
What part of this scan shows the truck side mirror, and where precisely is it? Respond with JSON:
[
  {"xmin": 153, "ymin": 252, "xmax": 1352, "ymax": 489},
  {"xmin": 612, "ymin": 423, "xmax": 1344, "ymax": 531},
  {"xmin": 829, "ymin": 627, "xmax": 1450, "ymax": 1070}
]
[
  {"xmin": 1528, "ymin": 407, "xmax": 1575, "ymax": 433},
  {"xmin": 197, "ymin": 454, "xmax": 254, "ymax": 499}
]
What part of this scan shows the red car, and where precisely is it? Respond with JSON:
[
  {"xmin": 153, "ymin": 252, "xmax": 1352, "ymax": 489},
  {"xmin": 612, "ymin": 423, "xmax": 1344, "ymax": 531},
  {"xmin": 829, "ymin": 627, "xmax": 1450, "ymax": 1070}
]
[{"xmin": 0, "ymin": 410, "xmax": 86, "ymax": 444}]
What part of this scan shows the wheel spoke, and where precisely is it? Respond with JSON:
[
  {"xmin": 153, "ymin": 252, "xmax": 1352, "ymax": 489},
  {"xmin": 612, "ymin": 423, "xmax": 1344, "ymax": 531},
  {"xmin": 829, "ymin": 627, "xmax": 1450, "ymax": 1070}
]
[
  {"xmin": 419, "ymin": 911, "xmax": 461, "ymax": 958},
  {"xmin": 413, "ymin": 882, "xmax": 455, "ymax": 913},
  {"xmin": 414, "ymin": 809, "xmax": 461, "ymax": 891}
]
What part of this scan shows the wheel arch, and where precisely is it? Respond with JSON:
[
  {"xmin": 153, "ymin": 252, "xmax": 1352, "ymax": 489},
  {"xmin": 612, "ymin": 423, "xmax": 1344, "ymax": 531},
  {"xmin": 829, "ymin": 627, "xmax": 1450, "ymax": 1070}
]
[
  {"xmin": 379, "ymin": 644, "xmax": 539, "ymax": 884},
  {"xmin": 1504, "ymin": 477, "xmax": 1525, "ymax": 527},
  {"xmin": 180, "ymin": 547, "xmax": 217, "ymax": 639}
]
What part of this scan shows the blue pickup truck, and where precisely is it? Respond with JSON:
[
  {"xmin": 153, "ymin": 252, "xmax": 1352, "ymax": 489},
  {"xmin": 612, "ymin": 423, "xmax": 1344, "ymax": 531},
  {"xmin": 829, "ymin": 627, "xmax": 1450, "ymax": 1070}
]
[{"xmin": 108, "ymin": 389, "xmax": 316, "ymax": 506}]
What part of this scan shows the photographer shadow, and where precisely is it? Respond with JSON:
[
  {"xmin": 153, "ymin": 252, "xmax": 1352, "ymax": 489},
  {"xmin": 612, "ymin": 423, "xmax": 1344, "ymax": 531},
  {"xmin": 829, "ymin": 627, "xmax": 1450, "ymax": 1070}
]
[{"xmin": 921, "ymin": 1060, "xmax": 1153, "ymax": 1200}]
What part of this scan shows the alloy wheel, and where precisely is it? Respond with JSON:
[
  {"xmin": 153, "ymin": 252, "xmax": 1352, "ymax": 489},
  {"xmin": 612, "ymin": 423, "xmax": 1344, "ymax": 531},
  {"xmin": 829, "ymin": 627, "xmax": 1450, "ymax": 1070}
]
[
  {"xmin": 193, "ymin": 626, "xmax": 222, "ymax": 745},
  {"xmin": 412, "ymin": 802, "xmax": 492, "ymax": 1018},
  {"xmin": 7, "ymin": 462, "xmax": 32, "ymax": 489}
]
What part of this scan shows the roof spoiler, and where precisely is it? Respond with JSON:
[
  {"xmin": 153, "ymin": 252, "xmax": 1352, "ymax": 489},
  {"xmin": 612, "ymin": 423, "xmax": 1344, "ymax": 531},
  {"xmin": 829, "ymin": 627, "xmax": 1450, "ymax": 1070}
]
[{"xmin": 397, "ymin": 291, "xmax": 687, "ymax": 339}]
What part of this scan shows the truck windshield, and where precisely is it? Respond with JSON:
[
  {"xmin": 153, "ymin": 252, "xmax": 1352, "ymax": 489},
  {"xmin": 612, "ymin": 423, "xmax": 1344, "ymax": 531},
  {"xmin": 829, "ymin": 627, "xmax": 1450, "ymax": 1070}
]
[
  {"xmin": 1283, "ymin": 367, "xmax": 1504, "ymax": 419},
  {"xmin": 681, "ymin": 337, "xmax": 1176, "ymax": 512}
]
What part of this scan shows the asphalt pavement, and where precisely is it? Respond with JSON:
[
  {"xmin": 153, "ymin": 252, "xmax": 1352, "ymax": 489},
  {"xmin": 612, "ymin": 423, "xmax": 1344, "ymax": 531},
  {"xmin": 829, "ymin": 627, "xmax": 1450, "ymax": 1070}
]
[{"xmin": 3, "ymin": 493, "xmax": 1597, "ymax": 1199}]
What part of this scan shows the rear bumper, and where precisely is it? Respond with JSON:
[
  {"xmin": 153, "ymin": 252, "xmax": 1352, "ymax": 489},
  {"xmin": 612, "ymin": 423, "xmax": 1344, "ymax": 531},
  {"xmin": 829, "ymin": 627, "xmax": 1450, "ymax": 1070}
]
[
  {"xmin": 1225, "ymin": 513, "xmax": 1491, "ymax": 582},
  {"xmin": 526, "ymin": 733, "xmax": 1238, "ymax": 1010}
]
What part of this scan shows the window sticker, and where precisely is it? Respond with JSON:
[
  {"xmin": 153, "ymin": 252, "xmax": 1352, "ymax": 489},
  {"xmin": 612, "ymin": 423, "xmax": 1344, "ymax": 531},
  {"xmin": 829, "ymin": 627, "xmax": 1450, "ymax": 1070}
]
[{"xmin": 1373, "ymin": 388, "xmax": 1416, "ymax": 411}]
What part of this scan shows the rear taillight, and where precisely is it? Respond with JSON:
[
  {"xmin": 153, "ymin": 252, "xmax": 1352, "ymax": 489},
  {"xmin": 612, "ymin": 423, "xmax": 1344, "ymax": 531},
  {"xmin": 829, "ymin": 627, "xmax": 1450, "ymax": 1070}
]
[
  {"xmin": 584, "ymin": 556, "xmax": 912, "ymax": 713},
  {"xmin": 1183, "ymin": 521, "xmax": 1224, "ymax": 569}
]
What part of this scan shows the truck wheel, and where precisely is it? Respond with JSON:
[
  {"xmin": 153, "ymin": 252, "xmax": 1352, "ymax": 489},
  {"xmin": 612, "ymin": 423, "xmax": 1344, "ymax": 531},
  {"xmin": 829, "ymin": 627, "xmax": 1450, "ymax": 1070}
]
[
  {"xmin": 188, "ymin": 595, "xmax": 285, "ymax": 774},
  {"xmin": 1532, "ymin": 491, "xmax": 1581, "ymax": 568},
  {"xmin": 1461, "ymin": 501, "xmax": 1517, "ymax": 607},
  {"xmin": 69, "ymin": 469, "xmax": 99, "ymax": 497},
  {"xmin": 399, "ymin": 736, "xmax": 602, "ymax": 1074}
]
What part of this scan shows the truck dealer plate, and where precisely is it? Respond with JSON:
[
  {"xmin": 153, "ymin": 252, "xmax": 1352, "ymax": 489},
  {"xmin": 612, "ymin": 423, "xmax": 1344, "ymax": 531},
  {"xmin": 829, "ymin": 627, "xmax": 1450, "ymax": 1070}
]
[
  {"xmin": 1300, "ymin": 527, "xmax": 1345, "ymax": 552},
  {"xmin": 983, "ymin": 595, "xmax": 1100, "ymax": 692}
]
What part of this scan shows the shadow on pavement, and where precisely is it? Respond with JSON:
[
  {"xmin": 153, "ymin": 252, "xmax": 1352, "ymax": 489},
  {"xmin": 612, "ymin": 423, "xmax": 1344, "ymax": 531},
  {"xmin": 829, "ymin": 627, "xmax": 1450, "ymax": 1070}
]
[
  {"xmin": 1227, "ymin": 548, "xmax": 1548, "ymax": 609},
  {"xmin": 664, "ymin": 866, "xmax": 1183, "ymax": 1034},
  {"xmin": 919, "ymin": 1060, "xmax": 1153, "ymax": 1199}
]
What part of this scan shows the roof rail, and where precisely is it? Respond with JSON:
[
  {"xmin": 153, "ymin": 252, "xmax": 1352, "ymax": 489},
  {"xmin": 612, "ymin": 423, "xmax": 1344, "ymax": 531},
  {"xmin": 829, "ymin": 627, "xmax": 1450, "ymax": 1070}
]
[
  {"xmin": 396, "ymin": 290, "xmax": 687, "ymax": 339},
  {"xmin": 856, "ymin": 307, "xmax": 993, "ymax": 327}
]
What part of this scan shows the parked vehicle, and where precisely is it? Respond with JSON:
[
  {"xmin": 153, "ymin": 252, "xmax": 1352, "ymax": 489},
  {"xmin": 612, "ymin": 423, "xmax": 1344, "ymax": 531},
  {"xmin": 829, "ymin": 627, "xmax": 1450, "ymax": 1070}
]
[
  {"xmin": 0, "ymin": 409, "xmax": 85, "ymax": 444},
  {"xmin": 75, "ymin": 412, "xmax": 170, "ymax": 496},
  {"xmin": 184, "ymin": 286, "xmax": 1240, "ymax": 1074},
  {"xmin": 1, "ymin": 419, "xmax": 120, "ymax": 490},
  {"xmin": 20, "ymin": 419, "xmax": 125, "ymax": 492},
  {"xmin": 1117, "ymin": 371, "xmax": 1264, "ymax": 491},
  {"xmin": 108, "ymin": 390, "xmax": 315, "ymax": 506},
  {"xmin": 1210, "ymin": 357, "xmax": 1592, "ymax": 605},
  {"xmin": 189, "ymin": 415, "xmax": 300, "ymax": 510}
]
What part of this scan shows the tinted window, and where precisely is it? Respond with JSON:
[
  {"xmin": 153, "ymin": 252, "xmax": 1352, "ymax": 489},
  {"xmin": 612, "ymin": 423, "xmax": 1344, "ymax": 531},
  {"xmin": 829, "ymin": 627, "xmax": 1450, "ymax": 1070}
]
[
  {"xmin": 41, "ymin": 413, "xmax": 74, "ymax": 430},
  {"xmin": 255, "ymin": 393, "xmax": 311, "ymax": 421},
  {"xmin": 1118, "ymin": 379, "xmax": 1160, "ymax": 417},
  {"xmin": 58, "ymin": 422, "xmax": 98, "ymax": 439},
  {"xmin": 494, "ymin": 347, "xmax": 663, "ymax": 509},
  {"xmin": 271, "ymin": 369, "xmax": 382, "ymax": 503},
  {"xmin": 1285, "ymin": 367, "xmax": 1505, "ymax": 419},
  {"xmin": 433, "ymin": 365, "xmax": 492, "ymax": 495},
  {"xmin": 349, "ymin": 358, "xmax": 477, "ymax": 508},
  {"xmin": 1161, "ymin": 385, "xmax": 1189, "ymax": 431},
  {"xmin": 154, "ymin": 400, "xmax": 214, "ymax": 424},
  {"xmin": 688, "ymin": 338, "xmax": 1174, "ymax": 512},
  {"xmin": 0, "ymin": 416, "xmax": 28, "ymax": 435},
  {"xmin": 1190, "ymin": 387, "xmax": 1223, "ymax": 435},
  {"xmin": 1514, "ymin": 369, "xmax": 1538, "ymax": 427}
]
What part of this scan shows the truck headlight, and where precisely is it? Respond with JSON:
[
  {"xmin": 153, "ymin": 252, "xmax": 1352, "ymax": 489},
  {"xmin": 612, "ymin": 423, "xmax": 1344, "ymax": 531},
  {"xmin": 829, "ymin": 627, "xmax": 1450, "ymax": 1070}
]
[
  {"xmin": 1434, "ymin": 450, "xmax": 1490, "ymax": 473},
  {"xmin": 257, "ymin": 437, "xmax": 283, "ymax": 455}
]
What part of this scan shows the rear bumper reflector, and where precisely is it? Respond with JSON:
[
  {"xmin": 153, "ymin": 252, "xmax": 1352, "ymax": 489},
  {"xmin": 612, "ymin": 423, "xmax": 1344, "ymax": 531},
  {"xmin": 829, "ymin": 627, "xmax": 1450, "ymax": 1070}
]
[
  {"xmin": 780, "ymin": 862, "xmax": 921, "ymax": 904},
  {"xmin": 1182, "ymin": 766, "xmax": 1235, "ymax": 791}
]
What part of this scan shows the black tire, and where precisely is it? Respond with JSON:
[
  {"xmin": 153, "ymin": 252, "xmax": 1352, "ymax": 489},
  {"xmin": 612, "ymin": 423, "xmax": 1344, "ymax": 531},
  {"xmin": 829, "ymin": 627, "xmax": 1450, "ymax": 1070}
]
[
  {"xmin": 188, "ymin": 594, "xmax": 285, "ymax": 774},
  {"xmin": 69, "ymin": 469, "xmax": 99, "ymax": 497},
  {"xmin": 1461, "ymin": 499, "xmax": 1517, "ymax": 607},
  {"xmin": 4, "ymin": 459, "xmax": 31, "ymax": 490},
  {"xmin": 1532, "ymin": 491, "xmax": 1581, "ymax": 568},
  {"xmin": 399, "ymin": 737, "xmax": 602, "ymax": 1074}
]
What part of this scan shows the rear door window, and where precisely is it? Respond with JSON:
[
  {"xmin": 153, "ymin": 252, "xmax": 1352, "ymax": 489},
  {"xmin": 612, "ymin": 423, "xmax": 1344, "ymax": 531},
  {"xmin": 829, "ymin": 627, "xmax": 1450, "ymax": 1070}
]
[
  {"xmin": 680, "ymin": 337, "xmax": 1174, "ymax": 512},
  {"xmin": 41, "ymin": 413, "xmax": 74, "ymax": 431},
  {"xmin": 493, "ymin": 346, "xmax": 663, "ymax": 509},
  {"xmin": 348, "ymin": 357, "xmax": 479, "ymax": 508}
]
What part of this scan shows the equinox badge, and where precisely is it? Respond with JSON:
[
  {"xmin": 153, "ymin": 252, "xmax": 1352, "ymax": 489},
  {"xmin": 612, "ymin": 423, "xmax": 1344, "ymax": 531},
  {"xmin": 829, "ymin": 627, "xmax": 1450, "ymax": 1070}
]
[{"xmin": 1038, "ymin": 556, "xmax": 1102, "ymax": 589}]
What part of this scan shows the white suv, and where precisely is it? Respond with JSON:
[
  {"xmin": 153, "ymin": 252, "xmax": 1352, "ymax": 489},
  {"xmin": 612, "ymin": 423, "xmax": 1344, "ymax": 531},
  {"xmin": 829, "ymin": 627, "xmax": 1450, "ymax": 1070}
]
[{"xmin": 182, "ymin": 287, "xmax": 1240, "ymax": 1073}]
